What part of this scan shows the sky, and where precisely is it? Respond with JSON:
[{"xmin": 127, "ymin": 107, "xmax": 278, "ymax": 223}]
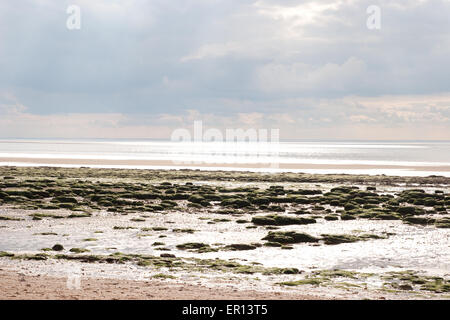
[{"xmin": 0, "ymin": 0, "xmax": 449, "ymax": 140}]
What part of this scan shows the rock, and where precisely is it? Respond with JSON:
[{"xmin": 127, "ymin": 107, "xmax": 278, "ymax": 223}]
[
  {"xmin": 262, "ymin": 231, "xmax": 320, "ymax": 244},
  {"xmin": 397, "ymin": 206, "xmax": 416, "ymax": 215},
  {"xmin": 281, "ymin": 268, "xmax": 300, "ymax": 274},
  {"xmin": 176, "ymin": 242, "xmax": 208, "ymax": 250},
  {"xmin": 403, "ymin": 216, "xmax": 435, "ymax": 225},
  {"xmin": 316, "ymin": 233, "xmax": 386, "ymax": 245},
  {"xmin": 252, "ymin": 215, "xmax": 316, "ymax": 226},
  {"xmin": 251, "ymin": 197, "xmax": 271, "ymax": 205},
  {"xmin": 263, "ymin": 242, "xmax": 282, "ymax": 247},
  {"xmin": 399, "ymin": 284, "xmax": 413, "ymax": 291},
  {"xmin": 225, "ymin": 244, "xmax": 257, "ymax": 251},
  {"xmin": 435, "ymin": 217, "xmax": 450, "ymax": 228},
  {"xmin": 54, "ymin": 196, "xmax": 78, "ymax": 204},
  {"xmin": 344, "ymin": 203, "xmax": 359, "ymax": 211},
  {"xmin": 340, "ymin": 213, "xmax": 357, "ymax": 220},
  {"xmin": 52, "ymin": 244, "xmax": 64, "ymax": 251},
  {"xmin": 187, "ymin": 195, "xmax": 205, "ymax": 204},
  {"xmin": 160, "ymin": 253, "xmax": 176, "ymax": 258},
  {"xmin": 220, "ymin": 198, "xmax": 251, "ymax": 208}
]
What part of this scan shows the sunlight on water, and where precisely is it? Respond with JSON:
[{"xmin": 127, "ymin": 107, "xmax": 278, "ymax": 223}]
[{"xmin": 0, "ymin": 139, "xmax": 449, "ymax": 176}]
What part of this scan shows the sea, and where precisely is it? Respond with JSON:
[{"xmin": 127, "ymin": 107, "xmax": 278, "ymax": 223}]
[{"xmin": 0, "ymin": 139, "xmax": 449, "ymax": 177}]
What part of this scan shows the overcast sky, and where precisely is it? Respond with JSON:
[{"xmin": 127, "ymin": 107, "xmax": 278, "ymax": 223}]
[{"xmin": 0, "ymin": 0, "xmax": 449, "ymax": 139}]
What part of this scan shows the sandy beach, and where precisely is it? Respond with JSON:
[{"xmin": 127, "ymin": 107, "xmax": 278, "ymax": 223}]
[{"xmin": 0, "ymin": 269, "xmax": 320, "ymax": 300}]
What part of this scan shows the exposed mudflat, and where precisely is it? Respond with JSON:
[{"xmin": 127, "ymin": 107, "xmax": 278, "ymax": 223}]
[{"xmin": 0, "ymin": 166, "xmax": 449, "ymax": 299}]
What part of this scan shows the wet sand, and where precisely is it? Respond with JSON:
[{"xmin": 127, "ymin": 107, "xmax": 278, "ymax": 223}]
[
  {"xmin": 0, "ymin": 269, "xmax": 320, "ymax": 300},
  {"xmin": 1, "ymin": 156, "xmax": 449, "ymax": 172}
]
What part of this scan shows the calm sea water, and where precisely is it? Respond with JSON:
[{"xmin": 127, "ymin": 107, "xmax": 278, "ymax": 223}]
[{"xmin": 0, "ymin": 139, "xmax": 449, "ymax": 176}]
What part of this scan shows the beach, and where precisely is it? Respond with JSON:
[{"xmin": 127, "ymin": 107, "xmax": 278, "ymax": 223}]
[
  {"xmin": 0, "ymin": 268, "xmax": 321, "ymax": 300},
  {"xmin": 0, "ymin": 166, "xmax": 449, "ymax": 300},
  {"xmin": 2, "ymin": 0, "xmax": 450, "ymax": 306}
]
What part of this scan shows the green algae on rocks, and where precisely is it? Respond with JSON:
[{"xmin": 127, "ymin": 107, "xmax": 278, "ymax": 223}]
[{"xmin": 262, "ymin": 231, "xmax": 387, "ymax": 246}]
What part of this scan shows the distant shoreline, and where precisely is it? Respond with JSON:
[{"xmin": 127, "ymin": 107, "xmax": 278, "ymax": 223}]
[{"xmin": 0, "ymin": 156, "xmax": 449, "ymax": 177}]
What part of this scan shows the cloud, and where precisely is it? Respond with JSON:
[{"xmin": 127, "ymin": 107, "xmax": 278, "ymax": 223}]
[
  {"xmin": 0, "ymin": 91, "xmax": 448, "ymax": 140},
  {"xmin": 255, "ymin": 57, "xmax": 367, "ymax": 93},
  {"xmin": 181, "ymin": 42, "xmax": 242, "ymax": 61},
  {"xmin": 0, "ymin": 0, "xmax": 450, "ymax": 139}
]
